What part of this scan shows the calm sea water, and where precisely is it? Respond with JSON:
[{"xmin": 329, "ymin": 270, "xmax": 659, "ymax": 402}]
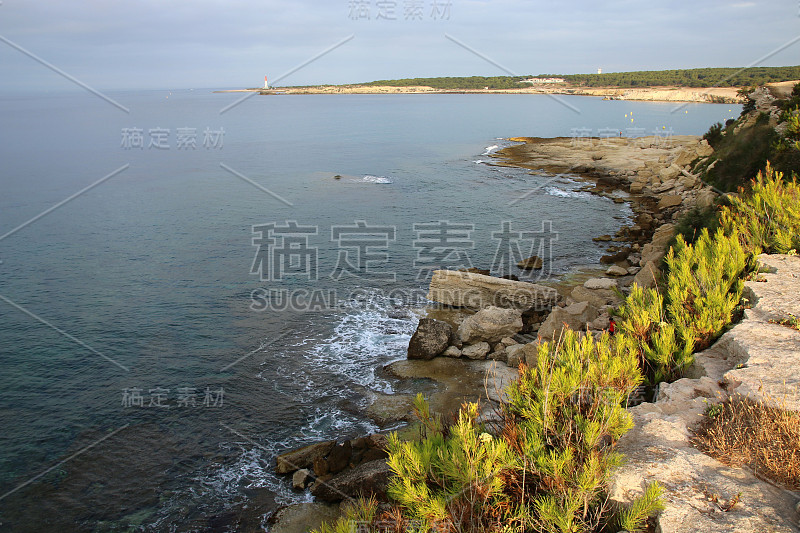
[{"xmin": 0, "ymin": 90, "xmax": 738, "ymax": 531}]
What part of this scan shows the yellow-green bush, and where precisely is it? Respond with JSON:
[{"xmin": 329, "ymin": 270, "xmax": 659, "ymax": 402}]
[
  {"xmin": 616, "ymin": 228, "xmax": 747, "ymax": 383},
  {"xmin": 720, "ymin": 163, "xmax": 800, "ymax": 254},
  {"xmin": 665, "ymin": 228, "xmax": 747, "ymax": 351},
  {"xmin": 346, "ymin": 331, "xmax": 664, "ymax": 533}
]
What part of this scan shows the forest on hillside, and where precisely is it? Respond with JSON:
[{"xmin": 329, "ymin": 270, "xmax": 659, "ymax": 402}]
[{"xmin": 359, "ymin": 66, "xmax": 800, "ymax": 89}]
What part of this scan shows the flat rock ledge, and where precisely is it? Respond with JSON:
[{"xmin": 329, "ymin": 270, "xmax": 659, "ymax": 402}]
[
  {"xmin": 610, "ymin": 254, "xmax": 800, "ymax": 533},
  {"xmin": 427, "ymin": 269, "xmax": 558, "ymax": 311}
]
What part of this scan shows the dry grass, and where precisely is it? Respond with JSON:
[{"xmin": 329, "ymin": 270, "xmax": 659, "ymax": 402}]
[{"xmin": 693, "ymin": 395, "xmax": 800, "ymax": 490}]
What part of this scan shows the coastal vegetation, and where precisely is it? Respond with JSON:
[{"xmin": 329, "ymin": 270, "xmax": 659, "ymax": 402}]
[
  {"xmin": 697, "ymin": 84, "xmax": 800, "ymax": 191},
  {"xmin": 313, "ymin": 84, "xmax": 800, "ymax": 533},
  {"xmin": 359, "ymin": 66, "xmax": 800, "ymax": 91}
]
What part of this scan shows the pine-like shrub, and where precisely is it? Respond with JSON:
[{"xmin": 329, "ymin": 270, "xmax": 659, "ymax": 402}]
[
  {"xmin": 720, "ymin": 163, "xmax": 800, "ymax": 254},
  {"xmin": 614, "ymin": 285, "xmax": 694, "ymax": 384},
  {"xmin": 375, "ymin": 331, "xmax": 662, "ymax": 533},
  {"xmin": 501, "ymin": 330, "xmax": 661, "ymax": 533},
  {"xmin": 665, "ymin": 228, "xmax": 747, "ymax": 352},
  {"xmin": 385, "ymin": 395, "xmax": 514, "ymax": 532}
]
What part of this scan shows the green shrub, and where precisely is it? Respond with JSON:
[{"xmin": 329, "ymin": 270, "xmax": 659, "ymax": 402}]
[
  {"xmin": 615, "ymin": 285, "xmax": 694, "ymax": 383},
  {"xmin": 376, "ymin": 331, "xmax": 661, "ymax": 533},
  {"xmin": 385, "ymin": 396, "xmax": 514, "ymax": 531},
  {"xmin": 665, "ymin": 228, "xmax": 747, "ymax": 352},
  {"xmin": 616, "ymin": 229, "xmax": 747, "ymax": 382},
  {"xmin": 702, "ymin": 122, "xmax": 724, "ymax": 148},
  {"xmin": 720, "ymin": 163, "xmax": 800, "ymax": 254},
  {"xmin": 501, "ymin": 331, "xmax": 660, "ymax": 533}
]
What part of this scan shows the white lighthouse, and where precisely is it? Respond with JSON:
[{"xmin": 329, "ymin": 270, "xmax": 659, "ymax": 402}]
[{"xmin": 264, "ymin": 76, "xmax": 269, "ymax": 89}]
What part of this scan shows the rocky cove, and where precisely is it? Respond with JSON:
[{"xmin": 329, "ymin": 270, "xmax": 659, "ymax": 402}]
[{"xmin": 268, "ymin": 134, "xmax": 800, "ymax": 532}]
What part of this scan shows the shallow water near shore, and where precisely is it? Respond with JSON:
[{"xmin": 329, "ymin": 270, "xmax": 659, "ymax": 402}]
[{"xmin": 0, "ymin": 90, "xmax": 738, "ymax": 530}]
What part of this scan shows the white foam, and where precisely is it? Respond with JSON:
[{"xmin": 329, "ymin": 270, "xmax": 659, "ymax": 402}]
[
  {"xmin": 545, "ymin": 186, "xmax": 591, "ymax": 199},
  {"xmin": 361, "ymin": 175, "xmax": 393, "ymax": 184},
  {"xmin": 473, "ymin": 160, "xmax": 484, "ymax": 164},
  {"xmin": 301, "ymin": 293, "xmax": 418, "ymax": 394},
  {"xmin": 483, "ymin": 144, "xmax": 500, "ymax": 155}
]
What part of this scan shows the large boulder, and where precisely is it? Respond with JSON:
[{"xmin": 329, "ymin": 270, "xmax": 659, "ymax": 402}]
[
  {"xmin": 276, "ymin": 440, "xmax": 335, "ymax": 475},
  {"xmin": 427, "ymin": 270, "xmax": 558, "ymax": 311},
  {"xmin": 311, "ymin": 459, "xmax": 391, "ymax": 503},
  {"xmin": 407, "ymin": 318, "xmax": 453, "ymax": 360},
  {"xmin": 457, "ymin": 306, "xmax": 524, "ymax": 344},
  {"xmin": 538, "ymin": 301, "xmax": 598, "ymax": 340}
]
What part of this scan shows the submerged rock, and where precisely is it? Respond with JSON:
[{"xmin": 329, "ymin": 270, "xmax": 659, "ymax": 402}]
[{"xmin": 516, "ymin": 255, "xmax": 543, "ymax": 270}]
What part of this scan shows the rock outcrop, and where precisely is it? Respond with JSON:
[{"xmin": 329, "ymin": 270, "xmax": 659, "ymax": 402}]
[
  {"xmin": 427, "ymin": 270, "xmax": 557, "ymax": 311},
  {"xmin": 457, "ymin": 306, "xmax": 524, "ymax": 344},
  {"xmin": 407, "ymin": 318, "xmax": 453, "ymax": 360},
  {"xmin": 311, "ymin": 459, "xmax": 391, "ymax": 503},
  {"xmin": 538, "ymin": 300, "xmax": 598, "ymax": 340},
  {"xmin": 610, "ymin": 254, "xmax": 800, "ymax": 532}
]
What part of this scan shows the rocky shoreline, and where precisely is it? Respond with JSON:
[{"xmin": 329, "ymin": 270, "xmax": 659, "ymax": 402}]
[{"xmin": 268, "ymin": 134, "xmax": 731, "ymax": 531}]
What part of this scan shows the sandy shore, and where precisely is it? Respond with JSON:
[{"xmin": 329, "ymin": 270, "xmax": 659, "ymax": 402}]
[{"xmin": 215, "ymin": 84, "xmax": 750, "ymax": 103}]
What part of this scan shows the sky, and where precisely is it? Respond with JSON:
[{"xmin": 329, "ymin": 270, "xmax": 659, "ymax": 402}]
[{"xmin": 0, "ymin": 0, "xmax": 799, "ymax": 91}]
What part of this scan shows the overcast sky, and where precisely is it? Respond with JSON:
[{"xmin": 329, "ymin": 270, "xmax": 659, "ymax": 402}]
[{"xmin": 1, "ymin": 0, "xmax": 798, "ymax": 91}]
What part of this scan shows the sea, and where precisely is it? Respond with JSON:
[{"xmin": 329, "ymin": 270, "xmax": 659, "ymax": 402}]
[{"xmin": 0, "ymin": 89, "xmax": 739, "ymax": 531}]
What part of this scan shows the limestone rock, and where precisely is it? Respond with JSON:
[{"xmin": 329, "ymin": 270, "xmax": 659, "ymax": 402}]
[
  {"xmin": 606, "ymin": 265, "xmax": 628, "ymax": 276},
  {"xmin": 633, "ymin": 260, "xmax": 660, "ymax": 289},
  {"xmin": 696, "ymin": 188, "xmax": 716, "ymax": 209},
  {"xmin": 571, "ymin": 285, "xmax": 621, "ymax": 308},
  {"xmin": 442, "ymin": 345, "xmax": 462, "ymax": 357},
  {"xmin": 462, "ymin": 342, "xmax": 491, "ymax": 360},
  {"xmin": 292, "ymin": 468, "xmax": 314, "ymax": 491},
  {"xmin": 658, "ymin": 194, "xmax": 683, "ymax": 210},
  {"xmin": 427, "ymin": 270, "xmax": 557, "ymax": 311},
  {"xmin": 516, "ymin": 255, "xmax": 543, "ymax": 270},
  {"xmin": 269, "ymin": 503, "xmax": 341, "ymax": 533},
  {"xmin": 659, "ymin": 164, "xmax": 682, "ymax": 182},
  {"xmin": 640, "ymin": 223, "xmax": 675, "ymax": 265},
  {"xmin": 407, "ymin": 318, "xmax": 453, "ymax": 360},
  {"xmin": 311, "ymin": 459, "xmax": 391, "ymax": 503},
  {"xmin": 457, "ymin": 306, "xmax": 523, "ymax": 344},
  {"xmin": 696, "ymin": 139, "xmax": 714, "ymax": 157},
  {"xmin": 673, "ymin": 148, "xmax": 698, "ymax": 167},
  {"xmin": 325, "ymin": 441, "xmax": 352, "ymax": 475},
  {"xmin": 500, "ymin": 337, "xmax": 518, "ymax": 347},
  {"xmin": 538, "ymin": 301, "xmax": 598, "ymax": 340},
  {"xmin": 276, "ymin": 440, "xmax": 335, "ymax": 475},
  {"xmin": 505, "ymin": 342, "xmax": 539, "ymax": 368},
  {"xmin": 722, "ymin": 254, "xmax": 800, "ymax": 411},
  {"xmin": 583, "ymin": 277, "xmax": 618, "ymax": 290}
]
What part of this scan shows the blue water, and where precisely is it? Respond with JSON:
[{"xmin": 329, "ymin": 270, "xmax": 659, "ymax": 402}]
[{"xmin": 0, "ymin": 89, "xmax": 738, "ymax": 531}]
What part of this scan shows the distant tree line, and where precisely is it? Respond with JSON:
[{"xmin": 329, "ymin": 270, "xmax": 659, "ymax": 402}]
[
  {"xmin": 360, "ymin": 67, "xmax": 800, "ymax": 89},
  {"xmin": 361, "ymin": 76, "xmax": 528, "ymax": 90}
]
